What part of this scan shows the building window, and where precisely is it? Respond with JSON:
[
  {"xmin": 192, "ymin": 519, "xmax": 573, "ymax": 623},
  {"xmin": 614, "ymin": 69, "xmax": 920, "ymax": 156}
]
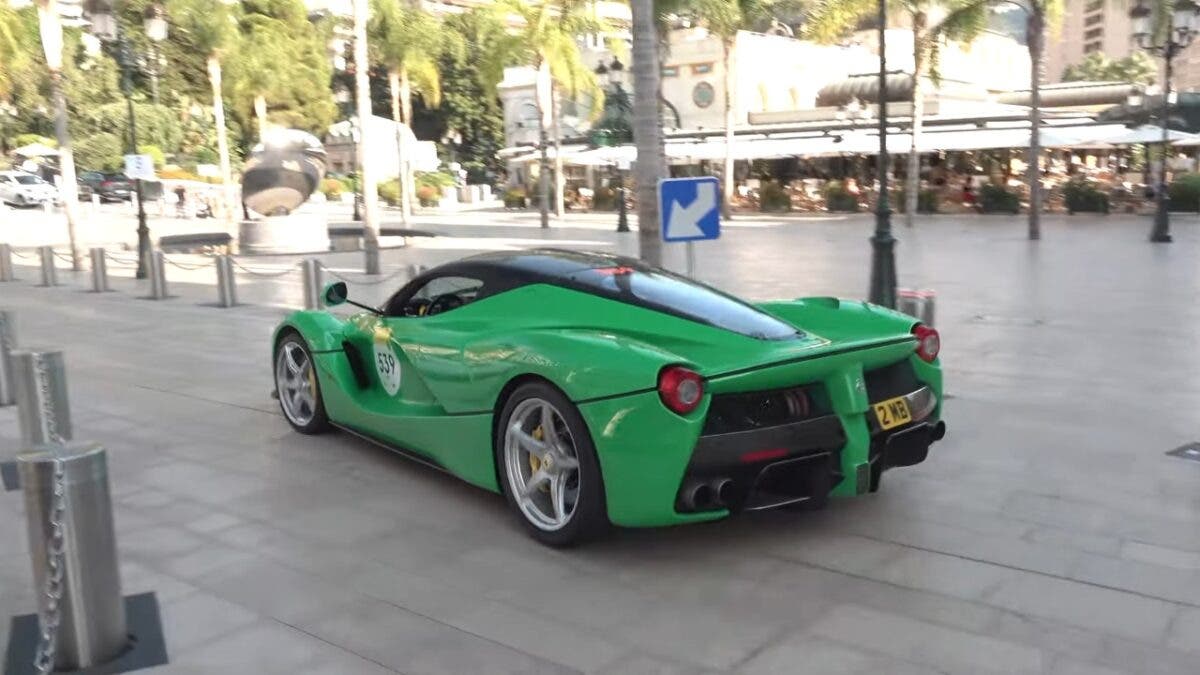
[
  {"xmin": 1084, "ymin": 41, "xmax": 1102, "ymax": 53},
  {"xmin": 1085, "ymin": 14, "xmax": 1103, "ymax": 26},
  {"xmin": 1084, "ymin": 27, "xmax": 1103, "ymax": 40},
  {"xmin": 1085, "ymin": 0, "xmax": 1102, "ymax": 11},
  {"xmin": 693, "ymin": 81, "xmax": 715, "ymax": 108},
  {"xmin": 662, "ymin": 66, "xmax": 679, "ymax": 77},
  {"xmin": 691, "ymin": 63, "xmax": 713, "ymax": 74}
]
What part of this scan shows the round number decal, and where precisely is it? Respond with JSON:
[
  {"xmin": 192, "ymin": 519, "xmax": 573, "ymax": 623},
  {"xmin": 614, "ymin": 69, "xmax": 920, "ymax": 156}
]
[{"xmin": 373, "ymin": 339, "xmax": 402, "ymax": 396}]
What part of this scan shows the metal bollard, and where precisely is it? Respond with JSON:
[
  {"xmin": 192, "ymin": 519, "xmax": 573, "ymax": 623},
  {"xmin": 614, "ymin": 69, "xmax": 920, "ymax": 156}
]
[
  {"xmin": 301, "ymin": 258, "xmax": 323, "ymax": 310},
  {"xmin": 38, "ymin": 246, "xmax": 57, "ymax": 287},
  {"xmin": 148, "ymin": 251, "xmax": 168, "ymax": 299},
  {"xmin": 896, "ymin": 289, "xmax": 936, "ymax": 327},
  {"xmin": 216, "ymin": 255, "xmax": 237, "ymax": 307},
  {"xmin": 408, "ymin": 263, "xmax": 427, "ymax": 281},
  {"xmin": 12, "ymin": 349, "xmax": 72, "ymax": 447},
  {"xmin": 90, "ymin": 247, "xmax": 109, "ymax": 292},
  {"xmin": 0, "ymin": 310, "xmax": 14, "ymax": 406},
  {"xmin": 0, "ymin": 243, "xmax": 13, "ymax": 281},
  {"xmin": 19, "ymin": 441, "xmax": 128, "ymax": 671}
]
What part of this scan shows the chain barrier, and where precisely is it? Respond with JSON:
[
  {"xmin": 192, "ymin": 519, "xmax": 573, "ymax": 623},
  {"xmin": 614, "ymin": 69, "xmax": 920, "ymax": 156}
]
[
  {"xmin": 10, "ymin": 249, "xmax": 35, "ymax": 259},
  {"xmin": 161, "ymin": 256, "xmax": 212, "ymax": 271},
  {"xmin": 229, "ymin": 259, "xmax": 299, "ymax": 278},
  {"xmin": 103, "ymin": 252, "xmax": 140, "ymax": 266},
  {"xmin": 31, "ymin": 353, "xmax": 66, "ymax": 675},
  {"xmin": 325, "ymin": 266, "xmax": 409, "ymax": 286},
  {"xmin": 51, "ymin": 252, "xmax": 73, "ymax": 263}
]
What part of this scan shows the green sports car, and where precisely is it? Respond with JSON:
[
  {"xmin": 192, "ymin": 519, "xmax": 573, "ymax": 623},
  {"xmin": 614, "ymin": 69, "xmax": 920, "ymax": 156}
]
[{"xmin": 272, "ymin": 249, "xmax": 945, "ymax": 546}]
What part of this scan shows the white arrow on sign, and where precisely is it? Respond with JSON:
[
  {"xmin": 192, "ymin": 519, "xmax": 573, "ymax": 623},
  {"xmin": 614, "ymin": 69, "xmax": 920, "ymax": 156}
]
[{"xmin": 666, "ymin": 180, "xmax": 717, "ymax": 239}]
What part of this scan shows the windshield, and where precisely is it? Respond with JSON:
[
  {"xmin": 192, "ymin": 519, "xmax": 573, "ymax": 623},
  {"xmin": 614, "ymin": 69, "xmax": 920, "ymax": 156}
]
[
  {"xmin": 565, "ymin": 266, "xmax": 801, "ymax": 340},
  {"xmin": 14, "ymin": 175, "xmax": 43, "ymax": 185}
]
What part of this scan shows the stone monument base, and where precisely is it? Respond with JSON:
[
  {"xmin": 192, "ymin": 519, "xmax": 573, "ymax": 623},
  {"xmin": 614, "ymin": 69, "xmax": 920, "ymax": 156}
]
[{"xmin": 239, "ymin": 206, "xmax": 330, "ymax": 254}]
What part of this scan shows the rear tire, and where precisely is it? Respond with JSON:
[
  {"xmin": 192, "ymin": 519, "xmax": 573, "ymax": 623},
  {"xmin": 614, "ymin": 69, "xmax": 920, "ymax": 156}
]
[{"xmin": 496, "ymin": 382, "xmax": 608, "ymax": 547}]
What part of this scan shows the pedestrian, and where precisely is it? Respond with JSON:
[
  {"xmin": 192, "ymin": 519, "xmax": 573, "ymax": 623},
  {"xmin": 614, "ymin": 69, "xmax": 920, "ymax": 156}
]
[
  {"xmin": 961, "ymin": 175, "xmax": 976, "ymax": 207},
  {"xmin": 174, "ymin": 185, "xmax": 188, "ymax": 218}
]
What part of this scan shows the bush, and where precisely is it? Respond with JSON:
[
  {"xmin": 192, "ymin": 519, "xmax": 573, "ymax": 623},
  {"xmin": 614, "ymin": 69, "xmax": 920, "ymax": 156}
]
[
  {"xmin": 823, "ymin": 181, "xmax": 860, "ymax": 212},
  {"xmin": 415, "ymin": 171, "xmax": 455, "ymax": 190},
  {"xmin": 504, "ymin": 187, "xmax": 527, "ymax": 208},
  {"xmin": 1168, "ymin": 172, "xmax": 1200, "ymax": 211},
  {"xmin": 377, "ymin": 179, "xmax": 401, "ymax": 206},
  {"xmin": 895, "ymin": 189, "xmax": 939, "ymax": 214},
  {"xmin": 137, "ymin": 144, "xmax": 166, "ymax": 169},
  {"xmin": 978, "ymin": 183, "xmax": 1020, "ymax": 214},
  {"xmin": 416, "ymin": 184, "xmax": 439, "ymax": 207},
  {"xmin": 1063, "ymin": 179, "xmax": 1110, "ymax": 214},
  {"xmin": 320, "ymin": 177, "xmax": 345, "ymax": 199},
  {"xmin": 759, "ymin": 181, "xmax": 792, "ymax": 212}
]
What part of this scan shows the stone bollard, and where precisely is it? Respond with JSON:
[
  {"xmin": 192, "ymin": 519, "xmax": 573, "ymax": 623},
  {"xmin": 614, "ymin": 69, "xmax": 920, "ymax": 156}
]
[
  {"xmin": 0, "ymin": 243, "xmax": 13, "ymax": 282},
  {"xmin": 0, "ymin": 310, "xmax": 14, "ymax": 406},
  {"xmin": 19, "ymin": 442, "xmax": 128, "ymax": 671},
  {"xmin": 301, "ymin": 258, "xmax": 323, "ymax": 310},
  {"xmin": 90, "ymin": 248, "xmax": 109, "ymax": 292},
  {"xmin": 11, "ymin": 349, "xmax": 72, "ymax": 447},
  {"xmin": 216, "ymin": 255, "xmax": 237, "ymax": 308},
  {"xmin": 38, "ymin": 246, "xmax": 57, "ymax": 287},
  {"xmin": 148, "ymin": 251, "xmax": 168, "ymax": 300}
]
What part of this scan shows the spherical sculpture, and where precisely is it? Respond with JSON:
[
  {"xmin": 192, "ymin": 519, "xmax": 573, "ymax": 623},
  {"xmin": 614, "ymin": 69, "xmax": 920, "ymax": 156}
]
[{"xmin": 241, "ymin": 129, "xmax": 328, "ymax": 216}]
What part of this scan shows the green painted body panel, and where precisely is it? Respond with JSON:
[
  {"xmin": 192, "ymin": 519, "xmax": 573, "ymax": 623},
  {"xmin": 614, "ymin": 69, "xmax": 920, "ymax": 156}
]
[{"xmin": 274, "ymin": 285, "xmax": 944, "ymax": 528}]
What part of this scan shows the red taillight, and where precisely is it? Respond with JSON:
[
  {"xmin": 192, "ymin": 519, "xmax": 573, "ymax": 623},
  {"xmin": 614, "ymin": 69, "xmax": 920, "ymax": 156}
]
[
  {"xmin": 913, "ymin": 324, "xmax": 940, "ymax": 362},
  {"xmin": 658, "ymin": 365, "xmax": 704, "ymax": 415},
  {"xmin": 740, "ymin": 448, "xmax": 788, "ymax": 464}
]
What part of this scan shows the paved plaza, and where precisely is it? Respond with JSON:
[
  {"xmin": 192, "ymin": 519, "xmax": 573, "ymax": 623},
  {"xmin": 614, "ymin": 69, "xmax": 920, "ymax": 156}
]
[{"xmin": 3, "ymin": 210, "xmax": 1200, "ymax": 673}]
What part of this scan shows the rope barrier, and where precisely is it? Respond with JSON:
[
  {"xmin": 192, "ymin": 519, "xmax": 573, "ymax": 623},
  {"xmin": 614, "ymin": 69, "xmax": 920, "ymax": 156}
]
[
  {"xmin": 229, "ymin": 259, "xmax": 299, "ymax": 278},
  {"xmin": 325, "ymin": 267, "xmax": 409, "ymax": 286}
]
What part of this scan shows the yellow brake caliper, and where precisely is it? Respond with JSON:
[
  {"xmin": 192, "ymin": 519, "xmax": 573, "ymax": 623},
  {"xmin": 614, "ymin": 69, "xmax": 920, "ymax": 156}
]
[{"xmin": 529, "ymin": 426, "xmax": 550, "ymax": 492}]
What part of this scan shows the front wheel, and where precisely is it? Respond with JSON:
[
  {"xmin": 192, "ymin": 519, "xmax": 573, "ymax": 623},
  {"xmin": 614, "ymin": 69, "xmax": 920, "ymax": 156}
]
[
  {"xmin": 274, "ymin": 333, "xmax": 330, "ymax": 434},
  {"xmin": 497, "ymin": 382, "xmax": 608, "ymax": 547}
]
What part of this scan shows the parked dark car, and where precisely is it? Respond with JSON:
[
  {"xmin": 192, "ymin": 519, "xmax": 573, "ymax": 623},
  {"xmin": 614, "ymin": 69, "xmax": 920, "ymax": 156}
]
[
  {"xmin": 79, "ymin": 171, "xmax": 132, "ymax": 202},
  {"xmin": 76, "ymin": 178, "xmax": 95, "ymax": 202}
]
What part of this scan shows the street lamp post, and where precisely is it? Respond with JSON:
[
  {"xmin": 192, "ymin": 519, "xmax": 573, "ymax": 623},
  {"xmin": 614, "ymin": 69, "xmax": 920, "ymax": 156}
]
[
  {"xmin": 868, "ymin": 0, "xmax": 897, "ymax": 308},
  {"xmin": 86, "ymin": 0, "xmax": 167, "ymax": 279},
  {"xmin": 594, "ymin": 56, "xmax": 632, "ymax": 233},
  {"xmin": 1130, "ymin": 0, "xmax": 1199, "ymax": 243}
]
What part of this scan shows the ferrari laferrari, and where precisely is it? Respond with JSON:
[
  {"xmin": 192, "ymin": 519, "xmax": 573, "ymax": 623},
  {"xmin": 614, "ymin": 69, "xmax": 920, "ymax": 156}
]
[{"xmin": 272, "ymin": 249, "xmax": 945, "ymax": 546}]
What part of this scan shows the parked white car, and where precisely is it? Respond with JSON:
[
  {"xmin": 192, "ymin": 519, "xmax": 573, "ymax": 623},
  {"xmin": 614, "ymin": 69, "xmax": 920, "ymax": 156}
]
[{"xmin": 0, "ymin": 171, "xmax": 57, "ymax": 207}]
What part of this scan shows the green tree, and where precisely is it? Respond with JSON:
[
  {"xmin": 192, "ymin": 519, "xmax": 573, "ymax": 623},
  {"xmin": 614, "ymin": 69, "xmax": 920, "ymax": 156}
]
[
  {"xmin": 1063, "ymin": 51, "xmax": 1156, "ymax": 85},
  {"xmin": 634, "ymin": 0, "xmax": 667, "ymax": 263},
  {"xmin": 503, "ymin": 0, "xmax": 605, "ymax": 226},
  {"xmin": 368, "ymin": 0, "xmax": 443, "ymax": 221},
  {"xmin": 807, "ymin": 0, "xmax": 989, "ymax": 227},
  {"xmin": 170, "ymin": 0, "xmax": 240, "ymax": 232},
  {"xmin": 427, "ymin": 8, "xmax": 517, "ymax": 183}
]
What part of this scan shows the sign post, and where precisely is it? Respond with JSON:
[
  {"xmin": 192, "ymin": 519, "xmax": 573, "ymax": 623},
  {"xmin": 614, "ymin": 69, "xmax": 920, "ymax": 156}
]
[{"xmin": 658, "ymin": 176, "xmax": 721, "ymax": 278}]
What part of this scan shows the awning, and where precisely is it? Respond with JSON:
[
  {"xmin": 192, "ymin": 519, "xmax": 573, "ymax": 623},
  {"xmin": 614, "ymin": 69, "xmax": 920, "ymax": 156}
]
[{"xmin": 12, "ymin": 143, "xmax": 58, "ymax": 158}]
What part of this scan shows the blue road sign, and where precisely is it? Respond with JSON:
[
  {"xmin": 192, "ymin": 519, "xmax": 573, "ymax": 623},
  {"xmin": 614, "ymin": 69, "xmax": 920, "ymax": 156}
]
[{"xmin": 659, "ymin": 176, "xmax": 721, "ymax": 243}]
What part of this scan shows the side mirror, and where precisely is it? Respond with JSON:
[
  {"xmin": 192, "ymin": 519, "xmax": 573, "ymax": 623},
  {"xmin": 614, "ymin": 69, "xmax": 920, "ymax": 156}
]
[{"xmin": 323, "ymin": 281, "xmax": 348, "ymax": 307}]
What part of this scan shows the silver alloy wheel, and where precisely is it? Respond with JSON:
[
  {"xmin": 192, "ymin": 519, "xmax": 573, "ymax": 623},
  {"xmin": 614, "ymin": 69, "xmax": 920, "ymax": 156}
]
[
  {"xmin": 504, "ymin": 397, "xmax": 582, "ymax": 531},
  {"xmin": 275, "ymin": 340, "xmax": 317, "ymax": 427}
]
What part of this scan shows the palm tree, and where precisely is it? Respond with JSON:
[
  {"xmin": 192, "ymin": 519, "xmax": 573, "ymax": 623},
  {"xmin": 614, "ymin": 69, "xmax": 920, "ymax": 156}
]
[
  {"xmin": 231, "ymin": 15, "xmax": 289, "ymax": 141},
  {"xmin": 807, "ymin": 0, "xmax": 988, "ymax": 228},
  {"xmin": 353, "ymin": 0, "xmax": 380, "ymax": 273},
  {"xmin": 672, "ymin": 0, "xmax": 772, "ymax": 219},
  {"xmin": 368, "ymin": 0, "xmax": 442, "ymax": 223},
  {"xmin": 171, "ymin": 0, "xmax": 239, "ymax": 243},
  {"xmin": 632, "ymin": 0, "xmax": 666, "ymax": 263},
  {"xmin": 503, "ymin": 0, "xmax": 605, "ymax": 227},
  {"xmin": 34, "ymin": 0, "xmax": 82, "ymax": 270}
]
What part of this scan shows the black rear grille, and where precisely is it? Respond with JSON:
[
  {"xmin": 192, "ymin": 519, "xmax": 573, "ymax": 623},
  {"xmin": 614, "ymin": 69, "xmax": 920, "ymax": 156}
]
[
  {"xmin": 864, "ymin": 359, "xmax": 919, "ymax": 402},
  {"xmin": 702, "ymin": 384, "xmax": 830, "ymax": 435}
]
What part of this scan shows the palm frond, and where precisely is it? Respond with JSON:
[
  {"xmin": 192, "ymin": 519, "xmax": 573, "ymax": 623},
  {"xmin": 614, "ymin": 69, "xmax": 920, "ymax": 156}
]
[{"xmin": 803, "ymin": 0, "xmax": 878, "ymax": 43}]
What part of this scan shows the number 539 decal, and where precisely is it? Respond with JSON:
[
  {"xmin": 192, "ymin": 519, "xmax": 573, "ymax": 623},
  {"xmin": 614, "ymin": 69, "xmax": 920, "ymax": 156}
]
[{"xmin": 373, "ymin": 339, "xmax": 402, "ymax": 396}]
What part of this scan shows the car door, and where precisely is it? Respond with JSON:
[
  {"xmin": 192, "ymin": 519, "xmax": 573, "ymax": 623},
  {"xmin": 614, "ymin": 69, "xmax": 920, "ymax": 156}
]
[{"xmin": 0, "ymin": 176, "xmax": 13, "ymax": 202}]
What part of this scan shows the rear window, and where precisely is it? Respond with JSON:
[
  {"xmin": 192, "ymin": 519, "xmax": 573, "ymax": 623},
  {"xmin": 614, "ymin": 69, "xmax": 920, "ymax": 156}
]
[
  {"xmin": 14, "ymin": 175, "xmax": 42, "ymax": 185},
  {"xmin": 564, "ymin": 266, "xmax": 800, "ymax": 340}
]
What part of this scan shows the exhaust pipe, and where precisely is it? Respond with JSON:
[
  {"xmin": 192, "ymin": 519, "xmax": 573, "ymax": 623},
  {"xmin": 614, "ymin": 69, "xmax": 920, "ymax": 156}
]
[
  {"xmin": 711, "ymin": 478, "xmax": 734, "ymax": 506},
  {"xmin": 931, "ymin": 421, "xmax": 946, "ymax": 442},
  {"xmin": 681, "ymin": 482, "xmax": 714, "ymax": 511}
]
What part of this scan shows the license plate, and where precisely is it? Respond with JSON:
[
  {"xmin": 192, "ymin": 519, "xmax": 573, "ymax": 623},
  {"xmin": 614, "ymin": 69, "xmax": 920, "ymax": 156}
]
[{"xmin": 873, "ymin": 396, "xmax": 912, "ymax": 430}]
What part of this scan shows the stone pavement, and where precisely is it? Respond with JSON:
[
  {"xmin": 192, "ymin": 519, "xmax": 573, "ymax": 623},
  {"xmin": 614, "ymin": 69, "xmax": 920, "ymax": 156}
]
[{"xmin": 2, "ymin": 214, "xmax": 1200, "ymax": 673}]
